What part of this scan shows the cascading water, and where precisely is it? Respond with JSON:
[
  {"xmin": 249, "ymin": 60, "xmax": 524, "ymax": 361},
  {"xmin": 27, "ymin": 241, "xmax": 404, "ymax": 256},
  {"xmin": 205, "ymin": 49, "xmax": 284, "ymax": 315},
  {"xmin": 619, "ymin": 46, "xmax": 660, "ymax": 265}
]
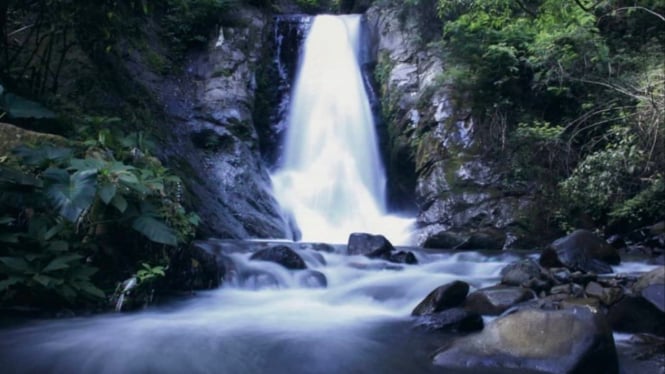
[{"xmin": 271, "ymin": 15, "xmax": 413, "ymax": 244}]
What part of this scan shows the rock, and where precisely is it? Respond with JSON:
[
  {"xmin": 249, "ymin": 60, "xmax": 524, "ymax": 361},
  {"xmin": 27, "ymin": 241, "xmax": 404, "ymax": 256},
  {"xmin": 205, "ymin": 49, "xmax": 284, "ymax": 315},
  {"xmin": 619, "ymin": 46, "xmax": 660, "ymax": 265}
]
[
  {"xmin": 165, "ymin": 243, "xmax": 223, "ymax": 290},
  {"xmin": 432, "ymin": 307, "xmax": 619, "ymax": 374},
  {"xmin": 540, "ymin": 230, "xmax": 620, "ymax": 274},
  {"xmin": 347, "ymin": 233, "xmax": 395, "ymax": 258},
  {"xmin": 0, "ymin": 123, "xmax": 71, "ymax": 155},
  {"xmin": 249, "ymin": 245, "xmax": 307, "ymax": 270},
  {"xmin": 584, "ymin": 281, "xmax": 623, "ymax": 306},
  {"xmin": 367, "ymin": 3, "xmax": 540, "ymax": 250},
  {"xmin": 389, "ymin": 251, "xmax": 418, "ymax": 264},
  {"xmin": 608, "ymin": 296, "xmax": 665, "ymax": 336},
  {"xmin": 413, "ymin": 307, "xmax": 483, "ymax": 332},
  {"xmin": 297, "ymin": 270, "xmax": 327, "ymax": 288},
  {"xmin": 412, "ymin": 280, "xmax": 469, "ymax": 316},
  {"xmin": 500, "ymin": 259, "xmax": 551, "ymax": 291},
  {"xmin": 464, "ymin": 286, "xmax": 535, "ymax": 315},
  {"xmin": 633, "ymin": 267, "xmax": 665, "ymax": 313}
]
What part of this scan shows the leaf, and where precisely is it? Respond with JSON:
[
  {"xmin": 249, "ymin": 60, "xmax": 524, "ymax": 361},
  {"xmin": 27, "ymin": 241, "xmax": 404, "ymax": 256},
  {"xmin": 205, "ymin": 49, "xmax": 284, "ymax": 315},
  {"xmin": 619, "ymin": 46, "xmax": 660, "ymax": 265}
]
[
  {"xmin": 132, "ymin": 216, "xmax": 177, "ymax": 246},
  {"xmin": 2, "ymin": 93, "xmax": 56, "ymax": 119},
  {"xmin": 47, "ymin": 240, "xmax": 69, "ymax": 252},
  {"xmin": 98, "ymin": 183, "xmax": 117, "ymax": 204},
  {"xmin": 33, "ymin": 274, "xmax": 60, "ymax": 287},
  {"xmin": 0, "ymin": 276, "xmax": 23, "ymax": 290},
  {"xmin": 0, "ymin": 216, "xmax": 14, "ymax": 225},
  {"xmin": 42, "ymin": 254, "xmax": 82, "ymax": 272},
  {"xmin": 69, "ymin": 158, "xmax": 105, "ymax": 172},
  {"xmin": 46, "ymin": 169, "xmax": 97, "ymax": 222},
  {"xmin": 77, "ymin": 281, "xmax": 105, "ymax": 299},
  {"xmin": 13, "ymin": 145, "xmax": 71, "ymax": 166},
  {"xmin": 0, "ymin": 232, "xmax": 20, "ymax": 243},
  {"xmin": 0, "ymin": 257, "xmax": 31, "ymax": 273},
  {"xmin": 0, "ymin": 166, "xmax": 43, "ymax": 187},
  {"xmin": 110, "ymin": 194, "xmax": 128, "ymax": 213}
]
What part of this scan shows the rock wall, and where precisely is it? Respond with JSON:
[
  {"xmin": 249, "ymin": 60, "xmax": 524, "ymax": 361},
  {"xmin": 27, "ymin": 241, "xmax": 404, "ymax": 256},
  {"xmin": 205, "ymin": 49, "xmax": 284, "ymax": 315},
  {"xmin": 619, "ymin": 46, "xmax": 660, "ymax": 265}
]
[
  {"xmin": 367, "ymin": 3, "xmax": 538, "ymax": 249},
  {"xmin": 123, "ymin": 7, "xmax": 288, "ymax": 239}
]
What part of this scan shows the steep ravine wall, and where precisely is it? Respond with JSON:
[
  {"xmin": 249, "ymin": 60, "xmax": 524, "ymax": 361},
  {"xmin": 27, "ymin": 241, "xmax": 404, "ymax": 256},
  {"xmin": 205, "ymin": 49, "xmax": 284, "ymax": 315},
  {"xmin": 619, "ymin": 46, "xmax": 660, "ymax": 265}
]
[
  {"xmin": 367, "ymin": 3, "xmax": 540, "ymax": 249},
  {"xmin": 123, "ymin": 7, "xmax": 288, "ymax": 240}
]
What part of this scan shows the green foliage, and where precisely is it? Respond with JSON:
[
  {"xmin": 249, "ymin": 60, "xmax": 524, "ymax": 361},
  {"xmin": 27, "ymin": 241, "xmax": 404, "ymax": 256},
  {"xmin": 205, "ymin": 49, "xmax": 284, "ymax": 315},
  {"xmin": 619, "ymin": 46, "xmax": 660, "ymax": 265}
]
[
  {"xmin": 0, "ymin": 121, "xmax": 199, "ymax": 308},
  {"xmin": 0, "ymin": 84, "xmax": 56, "ymax": 120},
  {"xmin": 434, "ymin": 0, "xmax": 665, "ymax": 233}
]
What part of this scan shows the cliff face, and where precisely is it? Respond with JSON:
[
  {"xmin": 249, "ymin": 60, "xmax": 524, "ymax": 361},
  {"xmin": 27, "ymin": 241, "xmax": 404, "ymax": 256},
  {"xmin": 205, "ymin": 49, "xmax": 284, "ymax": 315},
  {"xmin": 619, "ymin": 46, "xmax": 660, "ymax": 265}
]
[
  {"xmin": 123, "ymin": 7, "xmax": 288, "ymax": 239},
  {"xmin": 367, "ymin": 3, "xmax": 539, "ymax": 249}
]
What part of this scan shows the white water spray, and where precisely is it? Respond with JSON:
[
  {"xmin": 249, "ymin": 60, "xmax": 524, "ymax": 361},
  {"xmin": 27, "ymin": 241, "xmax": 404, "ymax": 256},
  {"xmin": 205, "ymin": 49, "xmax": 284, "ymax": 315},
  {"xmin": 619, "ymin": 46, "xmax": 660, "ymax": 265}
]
[{"xmin": 272, "ymin": 15, "xmax": 413, "ymax": 244}]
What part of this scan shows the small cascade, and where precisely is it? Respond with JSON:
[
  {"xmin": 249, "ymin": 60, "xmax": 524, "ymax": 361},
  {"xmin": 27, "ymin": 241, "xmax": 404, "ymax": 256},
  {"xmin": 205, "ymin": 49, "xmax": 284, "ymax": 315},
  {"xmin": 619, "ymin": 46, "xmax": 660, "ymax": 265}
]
[{"xmin": 271, "ymin": 15, "xmax": 413, "ymax": 244}]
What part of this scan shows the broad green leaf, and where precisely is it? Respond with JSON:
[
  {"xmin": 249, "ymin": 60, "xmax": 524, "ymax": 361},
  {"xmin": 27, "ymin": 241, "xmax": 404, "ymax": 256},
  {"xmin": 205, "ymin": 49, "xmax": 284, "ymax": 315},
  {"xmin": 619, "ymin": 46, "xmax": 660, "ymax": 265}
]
[
  {"xmin": 132, "ymin": 216, "xmax": 177, "ymax": 246},
  {"xmin": 42, "ymin": 254, "xmax": 82, "ymax": 272},
  {"xmin": 0, "ymin": 166, "xmax": 43, "ymax": 187},
  {"xmin": 98, "ymin": 183, "xmax": 117, "ymax": 204},
  {"xmin": 47, "ymin": 240, "xmax": 69, "ymax": 252},
  {"xmin": 0, "ymin": 257, "xmax": 31, "ymax": 272},
  {"xmin": 110, "ymin": 194, "xmax": 128, "ymax": 213},
  {"xmin": 33, "ymin": 274, "xmax": 60, "ymax": 287},
  {"xmin": 44, "ymin": 222, "xmax": 65, "ymax": 241},
  {"xmin": 13, "ymin": 146, "xmax": 72, "ymax": 166},
  {"xmin": 0, "ymin": 216, "xmax": 15, "ymax": 225},
  {"xmin": 117, "ymin": 171, "xmax": 139, "ymax": 185},
  {"xmin": 0, "ymin": 276, "xmax": 22, "ymax": 290},
  {"xmin": 69, "ymin": 158, "xmax": 105, "ymax": 172},
  {"xmin": 77, "ymin": 281, "xmax": 105, "ymax": 298},
  {"xmin": 46, "ymin": 169, "xmax": 97, "ymax": 222},
  {"xmin": 72, "ymin": 265, "xmax": 98, "ymax": 280},
  {"xmin": 2, "ymin": 93, "xmax": 56, "ymax": 119},
  {"xmin": 0, "ymin": 232, "xmax": 20, "ymax": 243}
]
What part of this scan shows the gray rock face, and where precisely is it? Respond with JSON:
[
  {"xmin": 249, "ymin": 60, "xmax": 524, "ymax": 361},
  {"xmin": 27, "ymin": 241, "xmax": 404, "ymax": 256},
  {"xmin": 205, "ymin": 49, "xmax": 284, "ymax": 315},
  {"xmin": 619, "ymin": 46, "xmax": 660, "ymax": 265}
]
[
  {"xmin": 366, "ymin": 4, "xmax": 537, "ymax": 249},
  {"xmin": 411, "ymin": 280, "xmax": 469, "ymax": 316},
  {"xmin": 432, "ymin": 307, "xmax": 619, "ymax": 374},
  {"xmin": 125, "ymin": 7, "xmax": 288, "ymax": 240},
  {"xmin": 347, "ymin": 233, "xmax": 395, "ymax": 257}
]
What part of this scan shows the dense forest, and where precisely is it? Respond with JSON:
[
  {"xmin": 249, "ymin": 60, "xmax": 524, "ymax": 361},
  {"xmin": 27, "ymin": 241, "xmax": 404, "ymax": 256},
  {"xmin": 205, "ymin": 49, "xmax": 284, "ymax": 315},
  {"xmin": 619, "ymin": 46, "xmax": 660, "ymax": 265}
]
[{"xmin": 1, "ymin": 0, "xmax": 663, "ymax": 313}]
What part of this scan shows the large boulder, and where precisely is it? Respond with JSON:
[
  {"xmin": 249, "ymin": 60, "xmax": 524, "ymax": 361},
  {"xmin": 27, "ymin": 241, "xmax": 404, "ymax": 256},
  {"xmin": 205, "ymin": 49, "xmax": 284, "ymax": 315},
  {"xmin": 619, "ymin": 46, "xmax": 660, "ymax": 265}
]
[
  {"xmin": 411, "ymin": 280, "xmax": 469, "ymax": 316},
  {"xmin": 249, "ymin": 245, "xmax": 307, "ymax": 270},
  {"xmin": 347, "ymin": 233, "xmax": 395, "ymax": 257},
  {"xmin": 540, "ymin": 230, "xmax": 619, "ymax": 274},
  {"xmin": 607, "ymin": 296, "xmax": 665, "ymax": 336},
  {"xmin": 633, "ymin": 266, "xmax": 665, "ymax": 312},
  {"xmin": 346, "ymin": 233, "xmax": 418, "ymax": 264},
  {"xmin": 432, "ymin": 307, "xmax": 619, "ymax": 374},
  {"xmin": 464, "ymin": 286, "xmax": 535, "ymax": 315}
]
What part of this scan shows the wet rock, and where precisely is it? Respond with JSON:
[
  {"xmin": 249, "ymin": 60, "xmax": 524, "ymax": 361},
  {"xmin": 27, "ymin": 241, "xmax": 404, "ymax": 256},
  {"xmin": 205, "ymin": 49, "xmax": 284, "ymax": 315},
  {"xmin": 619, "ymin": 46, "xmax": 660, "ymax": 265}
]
[
  {"xmin": 166, "ymin": 243, "xmax": 222, "ymax": 290},
  {"xmin": 413, "ymin": 307, "xmax": 483, "ymax": 332},
  {"xmin": 432, "ymin": 307, "xmax": 619, "ymax": 374},
  {"xmin": 585, "ymin": 281, "xmax": 623, "ymax": 306},
  {"xmin": 298, "ymin": 270, "xmax": 327, "ymax": 288},
  {"xmin": 540, "ymin": 230, "xmax": 619, "ymax": 274},
  {"xmin": 608, "ymin": 296, "xmax": 665, "ymax": 336},
  {"xmin": 412, "ymin": 280, "xmax": 469, "ymax": 316},
  {"xmin": 550, "ymin": 283, "xmax": 585, "ymax": 298},
  {"xmin": 389, "ymin": 251, "xmax": 418, "ymax": 264},
  {"xmin": 633, "ymin": 267, "xmax": 665, "ymax": 313},
  {"xmin": 500, "ymin": 259, "xmax": 551, "ymax": 291},
  {"xmin": 249, "ymin": 245, "xmax": 307, "ymax": 270},
  {"xmin": 347, "ymin": 233, "xmax": 395, "ymax": 258},
  {"xmin": 560, "ymin": 297, "xmax": 602, "ymax": 310},
  {"xmin": 464, "ymin": 286, "xmax": 535, "ymax": 315}
]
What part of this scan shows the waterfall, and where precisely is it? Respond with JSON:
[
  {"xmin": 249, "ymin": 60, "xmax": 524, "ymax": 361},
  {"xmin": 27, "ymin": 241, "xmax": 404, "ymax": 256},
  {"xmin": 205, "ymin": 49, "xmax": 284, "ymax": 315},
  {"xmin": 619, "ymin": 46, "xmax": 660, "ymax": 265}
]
[{"xmin": 271, "ymin": 15, "xmax": 413, "ymax": 244}]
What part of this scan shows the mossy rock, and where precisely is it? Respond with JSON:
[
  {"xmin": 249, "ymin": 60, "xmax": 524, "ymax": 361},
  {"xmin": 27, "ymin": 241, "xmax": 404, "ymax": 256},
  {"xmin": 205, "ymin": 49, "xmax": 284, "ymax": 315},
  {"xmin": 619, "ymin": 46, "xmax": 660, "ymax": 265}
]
[{"xmin": 0, "ymin": 122, "xmax": 71, "ymax": 156}]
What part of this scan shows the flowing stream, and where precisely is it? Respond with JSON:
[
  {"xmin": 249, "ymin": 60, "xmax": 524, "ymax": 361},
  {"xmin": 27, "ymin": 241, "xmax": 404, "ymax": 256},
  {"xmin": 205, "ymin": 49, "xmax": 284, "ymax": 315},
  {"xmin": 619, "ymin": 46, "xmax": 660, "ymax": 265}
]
[
  {"xmin": 271, "ymin": 15, "xmax": 413, "ymax": 244},
  {"xmin": 0, "ymin": 248, "xmax": 522, "ymax": 374},
  {"xmin": 0, "ymin": 247, "xmax": 658, "ymax": 373}
]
